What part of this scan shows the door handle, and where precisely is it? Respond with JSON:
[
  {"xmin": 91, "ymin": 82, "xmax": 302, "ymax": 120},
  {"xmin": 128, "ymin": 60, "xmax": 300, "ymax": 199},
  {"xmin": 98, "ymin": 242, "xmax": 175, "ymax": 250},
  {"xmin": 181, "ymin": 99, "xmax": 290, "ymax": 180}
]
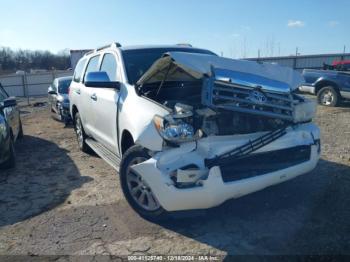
[
  {"xmin": 75, "ymin": 89, "xmax": 81, "ymax": 95},
  {"xmin": 90, "ymin": 94, "xmax": 97, "ymax": 101}
]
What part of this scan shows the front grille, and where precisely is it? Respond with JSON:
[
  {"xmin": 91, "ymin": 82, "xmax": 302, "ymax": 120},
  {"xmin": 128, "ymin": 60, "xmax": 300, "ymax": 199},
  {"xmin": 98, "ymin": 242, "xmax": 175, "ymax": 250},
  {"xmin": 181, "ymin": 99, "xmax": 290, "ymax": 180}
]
[
  {"xmin": 219, "ymin": 145, "xmax": 311, "ymax": 183},
  {"xmin": 211, "ymin": 80, "xmax": 296, "ymax": 121}
]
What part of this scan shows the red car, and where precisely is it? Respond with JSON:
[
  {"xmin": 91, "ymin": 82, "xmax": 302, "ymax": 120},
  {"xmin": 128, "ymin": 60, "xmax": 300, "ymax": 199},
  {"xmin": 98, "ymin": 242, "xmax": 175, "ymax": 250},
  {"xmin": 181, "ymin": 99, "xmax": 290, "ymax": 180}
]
[{"xmin": 331, "ymin": 60, "xmax": 350, "ymax": 71}]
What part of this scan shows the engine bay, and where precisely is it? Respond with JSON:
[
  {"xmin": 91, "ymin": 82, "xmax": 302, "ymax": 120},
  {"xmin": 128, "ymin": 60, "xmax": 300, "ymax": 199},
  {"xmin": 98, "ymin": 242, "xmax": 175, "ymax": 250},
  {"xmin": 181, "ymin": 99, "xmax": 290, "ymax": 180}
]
[
  {"xmin": 142, "ymin": 79, "xmax": 291, "ymax": 138},
  {"xmin": 162, "ymin": 101, "xmax": 287, "ymax": 137}
]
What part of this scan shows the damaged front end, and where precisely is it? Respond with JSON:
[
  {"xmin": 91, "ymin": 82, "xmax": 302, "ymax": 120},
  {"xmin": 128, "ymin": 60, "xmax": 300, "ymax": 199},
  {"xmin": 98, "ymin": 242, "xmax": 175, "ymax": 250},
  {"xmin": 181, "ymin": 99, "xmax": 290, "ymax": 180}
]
[{"xmin": 132, "ymin": 52, "xmax": 320, "ymax": 211}]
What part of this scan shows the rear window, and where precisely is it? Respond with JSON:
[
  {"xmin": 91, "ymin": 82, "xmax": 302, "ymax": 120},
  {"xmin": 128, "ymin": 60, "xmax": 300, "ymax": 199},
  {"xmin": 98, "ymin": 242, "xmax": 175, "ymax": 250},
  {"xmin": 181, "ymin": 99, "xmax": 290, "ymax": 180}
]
[
  {"xmin": 0, "ymin": 85, "xmax": 9, "ymax": 102},
  {"xmin": 58, "ymin": 79, "xmax": 72, "ymax": 94}
]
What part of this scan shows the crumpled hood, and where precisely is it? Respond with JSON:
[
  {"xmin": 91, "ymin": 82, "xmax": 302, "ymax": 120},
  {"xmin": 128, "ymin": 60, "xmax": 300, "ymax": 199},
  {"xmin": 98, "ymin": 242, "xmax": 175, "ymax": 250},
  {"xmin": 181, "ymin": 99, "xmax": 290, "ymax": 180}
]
[{"xmin": 137, "ymin": 52, "xmax": 304, "ymax": 93}]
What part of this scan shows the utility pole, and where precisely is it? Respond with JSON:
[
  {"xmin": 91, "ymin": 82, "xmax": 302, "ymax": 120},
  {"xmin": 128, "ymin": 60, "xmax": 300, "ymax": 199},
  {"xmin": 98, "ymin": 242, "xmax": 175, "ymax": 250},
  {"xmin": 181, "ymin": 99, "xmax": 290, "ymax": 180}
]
[
  {"xmin": 243, "ymin": 37, "xmax": 247, "ymax": 58},
  {"xmin": 343, "ymin": 45, "xmax": 346, "ymax": 54},
  {"xmin": 295, "ymin": 47, "xmax": 299, "ymax": 56},
  {"xmin": 258, "ymin": 49, "xmax": 261, "ymax": 58},
  {"xmin": 278, "ymin": 43, "xmax": 281, "ymax": 56}
]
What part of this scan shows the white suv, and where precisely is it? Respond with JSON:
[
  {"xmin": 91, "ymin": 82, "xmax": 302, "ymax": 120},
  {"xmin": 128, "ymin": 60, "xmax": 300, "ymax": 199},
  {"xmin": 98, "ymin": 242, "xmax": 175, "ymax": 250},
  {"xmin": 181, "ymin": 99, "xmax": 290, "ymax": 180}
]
[{"xmin": 70, "ymin": 43, "xmax": 321, "ymax": 219}]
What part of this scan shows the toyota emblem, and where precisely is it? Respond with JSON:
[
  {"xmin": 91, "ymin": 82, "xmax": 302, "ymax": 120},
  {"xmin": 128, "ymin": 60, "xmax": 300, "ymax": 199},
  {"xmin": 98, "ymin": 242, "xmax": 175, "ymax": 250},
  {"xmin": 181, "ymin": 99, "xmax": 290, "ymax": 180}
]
[{"xmin": 247, "ymin": 90, "xmax": 267, "ymax": 104}]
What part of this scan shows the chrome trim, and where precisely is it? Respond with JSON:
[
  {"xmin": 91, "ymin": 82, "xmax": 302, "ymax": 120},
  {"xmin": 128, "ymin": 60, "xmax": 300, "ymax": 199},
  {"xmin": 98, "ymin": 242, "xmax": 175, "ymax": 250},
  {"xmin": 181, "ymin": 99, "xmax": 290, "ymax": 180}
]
[
  {"xmin": 208, "ymin": 80, "xmax": 295, "ymax": 121},
  {"xmin": 214, "ymin": 68, "xmax": 291, "ymax": 94}
]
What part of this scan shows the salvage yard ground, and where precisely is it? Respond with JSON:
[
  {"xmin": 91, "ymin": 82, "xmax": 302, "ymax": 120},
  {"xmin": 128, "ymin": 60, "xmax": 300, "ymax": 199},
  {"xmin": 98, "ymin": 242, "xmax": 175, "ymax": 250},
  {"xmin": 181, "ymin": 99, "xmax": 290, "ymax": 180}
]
[{"xmin": 0, "ymin": 96, "xmax": 349, "ymax": 256}]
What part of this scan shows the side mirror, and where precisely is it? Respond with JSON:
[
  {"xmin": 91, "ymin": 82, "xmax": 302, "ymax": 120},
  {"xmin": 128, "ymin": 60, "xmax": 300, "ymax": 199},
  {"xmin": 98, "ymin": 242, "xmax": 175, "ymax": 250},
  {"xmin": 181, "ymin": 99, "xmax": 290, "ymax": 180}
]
[
  {"xmin": 85, "ymin": 71, "xmax": 120, "ymax": 90},
  {"xmin": 48, "ymin": 86, "xmax": 57, "ymax": 95},
  {"xmin": 1, "ymin": 97, "xmax": 17, "ymax": 108}
]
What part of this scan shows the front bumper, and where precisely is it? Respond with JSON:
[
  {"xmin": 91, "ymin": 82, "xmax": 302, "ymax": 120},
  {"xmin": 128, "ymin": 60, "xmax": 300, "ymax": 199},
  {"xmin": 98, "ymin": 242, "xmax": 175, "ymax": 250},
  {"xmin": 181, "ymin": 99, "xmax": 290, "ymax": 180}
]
[
  {"xmin": 299, "ymin": 85, "xmax": 316, "ymax": 95},
  {"xmin": 58, "ymin": 102, "xmax": 72, "ymax": 121},
  {"xmin": 132, "ymin": 123, "xmax": 321, "ymax": 211}
]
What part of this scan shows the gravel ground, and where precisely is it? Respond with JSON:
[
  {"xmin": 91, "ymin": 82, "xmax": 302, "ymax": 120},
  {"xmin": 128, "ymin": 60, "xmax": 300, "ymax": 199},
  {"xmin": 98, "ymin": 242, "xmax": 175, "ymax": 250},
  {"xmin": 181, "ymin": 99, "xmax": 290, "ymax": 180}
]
[{"xmin": 0, "ymin": 96, "xmax": 349, "ymax": 258}]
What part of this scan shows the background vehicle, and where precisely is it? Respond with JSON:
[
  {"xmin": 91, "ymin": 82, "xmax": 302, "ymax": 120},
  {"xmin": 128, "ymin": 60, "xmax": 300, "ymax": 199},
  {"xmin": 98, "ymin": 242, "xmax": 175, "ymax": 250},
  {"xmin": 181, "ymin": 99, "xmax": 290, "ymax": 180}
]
[
  {"xmin": 331, "ymin": 60, "xmax": 350, "ymax": 71},
  {"xmin": 299, "ymin": 69, "xmax": 350, "ymax": 106},
  {"xmin": 48, "ymin": 76, "xmax": 72, "ymax": 125},
  {"xmin": 0, "ymin": 82, "xmax": 23, "ymax": 169},
  {"xmin": 70, "ymin": 43, "xmax": 320, "ymax": 219}
]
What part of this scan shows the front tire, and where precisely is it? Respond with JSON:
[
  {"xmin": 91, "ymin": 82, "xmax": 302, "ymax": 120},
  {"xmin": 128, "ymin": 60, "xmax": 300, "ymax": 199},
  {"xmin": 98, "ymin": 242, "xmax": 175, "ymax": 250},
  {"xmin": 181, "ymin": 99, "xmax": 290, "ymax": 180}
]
[
  {"xmin": 119, "ymin": 145, "xmax": 166, "ymax": 219},
  {"xmin": 58, "ymin": 109, "xmax": 64, "ymax": 122},
  {"xmin": 74, "ymin": 112, "xmax": 90, "ymax": 153},
  {"xmin": 317, "ymin": 86, "xmax": 339, "ymax": 107}
]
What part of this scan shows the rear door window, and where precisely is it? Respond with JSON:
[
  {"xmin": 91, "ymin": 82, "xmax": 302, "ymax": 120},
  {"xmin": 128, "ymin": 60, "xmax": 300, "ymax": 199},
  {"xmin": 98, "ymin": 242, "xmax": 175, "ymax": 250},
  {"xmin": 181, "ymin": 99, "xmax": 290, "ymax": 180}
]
[{"xmin": 58, "ymin": 79, "xmax": 72, "ymax": 94}]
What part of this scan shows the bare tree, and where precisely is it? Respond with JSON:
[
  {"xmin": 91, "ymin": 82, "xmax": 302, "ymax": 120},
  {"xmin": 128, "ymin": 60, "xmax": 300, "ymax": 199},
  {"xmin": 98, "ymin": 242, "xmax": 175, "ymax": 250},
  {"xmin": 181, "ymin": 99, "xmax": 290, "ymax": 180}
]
[{"xmin": 0, "ymin": 47, "xmax": 70, "ymax": 73}]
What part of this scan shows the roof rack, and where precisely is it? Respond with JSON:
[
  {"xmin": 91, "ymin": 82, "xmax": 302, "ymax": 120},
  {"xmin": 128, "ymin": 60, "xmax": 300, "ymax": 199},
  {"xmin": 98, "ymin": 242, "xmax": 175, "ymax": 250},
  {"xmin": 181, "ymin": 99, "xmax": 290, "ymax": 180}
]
[
  {"xmin": 84, "ymin": 42, "xmax": 122, "ymax": 56},
  {"xmin": 176, "ymin": 43, "xmax": 192, "ymax": 47}
]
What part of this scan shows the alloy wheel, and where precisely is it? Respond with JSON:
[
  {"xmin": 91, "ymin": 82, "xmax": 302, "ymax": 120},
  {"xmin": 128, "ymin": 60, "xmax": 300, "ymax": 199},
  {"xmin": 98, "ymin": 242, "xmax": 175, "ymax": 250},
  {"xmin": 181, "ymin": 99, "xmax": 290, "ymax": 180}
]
[
  {"xmin": 75, "ymin": 117, "xmax": 83, "ymax": 147},
  {"xmin": 320, "ymin": 90, "xmax": 334, "ymax": 106},
  {"xmin": 126, "ymin": 157, "xmax": 160, "ymax": 211}
]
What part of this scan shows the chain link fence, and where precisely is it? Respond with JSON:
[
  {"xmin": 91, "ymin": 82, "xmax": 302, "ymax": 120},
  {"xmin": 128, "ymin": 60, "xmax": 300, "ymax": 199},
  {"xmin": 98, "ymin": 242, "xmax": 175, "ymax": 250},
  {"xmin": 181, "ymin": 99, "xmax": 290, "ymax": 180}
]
[{"xmin": 0, "ymin": 70, "xmax": 73, "ymax": 104}]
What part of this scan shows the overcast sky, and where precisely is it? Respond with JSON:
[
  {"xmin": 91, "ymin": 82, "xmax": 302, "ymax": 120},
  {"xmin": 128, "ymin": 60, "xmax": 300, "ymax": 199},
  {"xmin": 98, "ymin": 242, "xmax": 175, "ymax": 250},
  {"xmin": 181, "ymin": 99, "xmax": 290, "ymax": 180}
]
[{"xmin": 0, "ymin": 0, "xmax": 349, "ymax": 58}]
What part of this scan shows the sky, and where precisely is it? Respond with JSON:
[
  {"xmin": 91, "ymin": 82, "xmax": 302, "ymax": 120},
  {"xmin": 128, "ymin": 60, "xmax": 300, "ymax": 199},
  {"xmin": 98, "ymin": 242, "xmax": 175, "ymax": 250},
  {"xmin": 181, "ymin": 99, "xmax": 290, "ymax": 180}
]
[{"xmin": 0, "ymin": 0, "xmax": 349, "ymax": 58}]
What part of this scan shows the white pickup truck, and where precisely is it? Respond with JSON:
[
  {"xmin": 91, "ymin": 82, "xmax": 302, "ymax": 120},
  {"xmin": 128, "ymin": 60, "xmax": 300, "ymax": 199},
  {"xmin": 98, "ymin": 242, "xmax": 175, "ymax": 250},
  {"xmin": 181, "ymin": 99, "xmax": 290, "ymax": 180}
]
[{"xmin": 69, "ymin": 43, "xmax": 320, "ymax": 219}]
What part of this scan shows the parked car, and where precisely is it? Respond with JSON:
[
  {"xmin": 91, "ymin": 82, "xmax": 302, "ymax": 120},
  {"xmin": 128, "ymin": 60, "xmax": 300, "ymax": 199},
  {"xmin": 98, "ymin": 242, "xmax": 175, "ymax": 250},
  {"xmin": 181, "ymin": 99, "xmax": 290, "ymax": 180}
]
[
  {"xmin": 331, "ymin": 60, "xmax": 350, "ymax": 71},
  {"xmin": 0, "ymin": 83, "xmax": 23, "ymax": 169},
  {"xmin": 48, "ymin": 76, "xmax": 72, "ymax": 124},
  {"xmin": 70, "ymin": 43, "xmax": 320, "ymax": 219},
  {"xmin": 299, "ymin": 69, "xmax": 350, "ymax": 106}
]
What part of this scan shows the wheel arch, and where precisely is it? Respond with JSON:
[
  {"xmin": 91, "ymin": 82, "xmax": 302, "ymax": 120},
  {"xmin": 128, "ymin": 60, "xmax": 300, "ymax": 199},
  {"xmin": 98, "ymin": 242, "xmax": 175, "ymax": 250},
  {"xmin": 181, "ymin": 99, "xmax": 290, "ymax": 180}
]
[
  {"xmin": 120, "ymin": 129, "xmax": 134, "ymax": 155},
  {"xmin": 315, "ymin": 80, "xmax": 339, "ymax": 94},
  {"xmin": 71, "ymin": 104, "xmax": 78, "ymax": 123}
]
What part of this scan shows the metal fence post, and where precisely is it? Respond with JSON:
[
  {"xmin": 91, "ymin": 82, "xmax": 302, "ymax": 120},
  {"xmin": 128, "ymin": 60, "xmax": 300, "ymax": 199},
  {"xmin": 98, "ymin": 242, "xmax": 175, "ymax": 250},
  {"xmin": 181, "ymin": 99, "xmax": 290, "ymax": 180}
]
[
  {"xmin": 21, "ymin": 74, "xmax": 26, "ymax": 98},
  {"xmin": 23, "ymin": 72, "xmax": 29, "ymax": 105},
  {"xmin": 52, "ymin": 70, "xmax": 56, "ymax": 82}
]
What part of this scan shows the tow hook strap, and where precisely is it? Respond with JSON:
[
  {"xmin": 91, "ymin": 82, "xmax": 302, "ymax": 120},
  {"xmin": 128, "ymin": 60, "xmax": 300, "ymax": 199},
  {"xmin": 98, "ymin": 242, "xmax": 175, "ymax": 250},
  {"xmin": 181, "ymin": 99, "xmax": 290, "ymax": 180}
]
[{"xmin": 205, "ymin": 126, "xmax": 289, "ymax": 168}]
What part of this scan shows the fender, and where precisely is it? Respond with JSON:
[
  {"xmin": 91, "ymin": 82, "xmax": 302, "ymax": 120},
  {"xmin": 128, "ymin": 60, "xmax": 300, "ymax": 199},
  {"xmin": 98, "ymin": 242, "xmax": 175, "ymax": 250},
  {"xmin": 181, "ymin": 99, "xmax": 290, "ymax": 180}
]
[
  {"xmin": 117, "ymin": 84, "xmax": 170, "ymax": 153},
  {"xmin": 314, "ymin": 77, "xmax": 339, "ymax": 93}
]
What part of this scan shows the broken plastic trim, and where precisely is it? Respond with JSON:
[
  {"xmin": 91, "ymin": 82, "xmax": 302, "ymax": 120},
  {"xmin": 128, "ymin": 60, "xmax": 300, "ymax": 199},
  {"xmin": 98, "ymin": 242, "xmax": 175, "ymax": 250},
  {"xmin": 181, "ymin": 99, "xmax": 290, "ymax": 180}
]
[{"xmin": 204, "ymin": 126, "xmax": 289, "ymax": 168}]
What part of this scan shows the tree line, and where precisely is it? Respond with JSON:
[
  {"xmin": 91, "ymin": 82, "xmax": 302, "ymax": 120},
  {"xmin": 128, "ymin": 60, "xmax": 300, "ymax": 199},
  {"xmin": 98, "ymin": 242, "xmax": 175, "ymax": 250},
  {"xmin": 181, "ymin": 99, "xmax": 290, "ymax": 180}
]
[{"xmin": 0, "ymin": 47, "xmax": 71, "ymax": 73}]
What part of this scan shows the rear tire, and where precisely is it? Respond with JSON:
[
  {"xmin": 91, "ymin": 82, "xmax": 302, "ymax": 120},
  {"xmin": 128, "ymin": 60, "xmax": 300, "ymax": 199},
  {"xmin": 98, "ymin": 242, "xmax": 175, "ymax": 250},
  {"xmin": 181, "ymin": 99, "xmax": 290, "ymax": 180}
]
[
  {"xmin": 119, "ymin": 145, "xmax": 166, "ymax": 220},
  {"xmin": 74, "ymin": 112, "xmax": 90, "ymax": 153},
  {"xmin": 317, "ymin": 86, "xmax": 339, "ymax": 107}
]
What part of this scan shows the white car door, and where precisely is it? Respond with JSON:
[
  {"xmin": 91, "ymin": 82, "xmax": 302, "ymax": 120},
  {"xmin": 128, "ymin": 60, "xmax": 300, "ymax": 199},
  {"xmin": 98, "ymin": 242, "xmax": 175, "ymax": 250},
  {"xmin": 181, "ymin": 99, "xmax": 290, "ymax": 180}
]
[
  {"xmin": 89, "ymin": 53, "xmax": 120, "ymax": 154},
  {"xmin": 80, "ymin": 54, "xmax": 101, "ymax": 136}
]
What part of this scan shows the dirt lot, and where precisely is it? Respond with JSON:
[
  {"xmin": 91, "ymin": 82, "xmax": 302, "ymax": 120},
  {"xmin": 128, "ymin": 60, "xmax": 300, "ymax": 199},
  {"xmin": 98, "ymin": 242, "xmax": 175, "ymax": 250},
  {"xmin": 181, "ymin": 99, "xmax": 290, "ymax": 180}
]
[{"xmin": 0, "ymin": 96, "xmax": 349, "ymax": 257}]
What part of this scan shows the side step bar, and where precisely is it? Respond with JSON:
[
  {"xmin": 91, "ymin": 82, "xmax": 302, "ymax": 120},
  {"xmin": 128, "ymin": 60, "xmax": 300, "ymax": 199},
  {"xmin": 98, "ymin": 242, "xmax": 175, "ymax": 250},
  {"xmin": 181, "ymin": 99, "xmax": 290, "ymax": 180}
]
[{"xmin": 86, "ymin": 138, "xmax": 120, "ymax": 170}]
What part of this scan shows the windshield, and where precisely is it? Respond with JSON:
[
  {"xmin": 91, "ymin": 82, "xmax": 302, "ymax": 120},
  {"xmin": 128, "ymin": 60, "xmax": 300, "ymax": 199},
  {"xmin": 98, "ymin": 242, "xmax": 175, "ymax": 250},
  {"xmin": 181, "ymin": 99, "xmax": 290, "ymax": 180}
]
[
  {"xmin": 122, "ymin": 48, "xmax": 216, "ymax": 85},
  {"xmin": 58, "ymin": 79, "xmax": 72, "ymax": 94}
]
